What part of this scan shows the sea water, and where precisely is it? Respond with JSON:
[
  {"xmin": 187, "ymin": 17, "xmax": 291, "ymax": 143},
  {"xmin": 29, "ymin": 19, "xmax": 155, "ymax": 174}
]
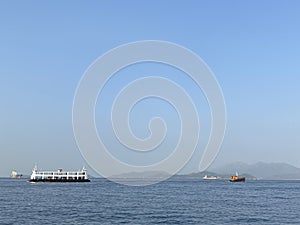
[{"xmin": 0, "ymin": 178, "xmax": 299, "ymax": 224}]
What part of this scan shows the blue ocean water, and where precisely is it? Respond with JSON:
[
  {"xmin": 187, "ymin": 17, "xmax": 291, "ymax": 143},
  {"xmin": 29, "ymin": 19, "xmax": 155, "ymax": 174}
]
[{"xmin": 0, "ymin": 178, "xmax": 299, "ymax": 224}]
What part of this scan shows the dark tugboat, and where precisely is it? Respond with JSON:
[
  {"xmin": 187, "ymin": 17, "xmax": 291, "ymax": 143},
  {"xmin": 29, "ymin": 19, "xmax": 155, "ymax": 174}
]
[{"xmin": 229, "ymin": 172, "xmax": 245, "ymax": 182}]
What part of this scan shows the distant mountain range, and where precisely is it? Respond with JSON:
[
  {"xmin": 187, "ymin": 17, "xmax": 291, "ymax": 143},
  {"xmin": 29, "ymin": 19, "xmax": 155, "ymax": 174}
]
[
  {"xmin": 108, "ymin": 162, "xmax": 300, "ymax": 180},
  {"xmin": 210, "ymin": 161, "xmax": 300, "ymax": 180}
]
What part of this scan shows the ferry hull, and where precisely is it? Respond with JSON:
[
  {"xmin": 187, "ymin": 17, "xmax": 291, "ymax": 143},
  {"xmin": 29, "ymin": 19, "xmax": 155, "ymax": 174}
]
[{"xmin": 29, "ymin": 179, "xmax": 90, "ymax": 183}]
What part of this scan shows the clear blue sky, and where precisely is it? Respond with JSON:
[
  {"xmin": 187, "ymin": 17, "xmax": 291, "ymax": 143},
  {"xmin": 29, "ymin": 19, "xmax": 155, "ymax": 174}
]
[{"xmin": 1, "ymin": 1, "xmax": 300, "ymax": 176}]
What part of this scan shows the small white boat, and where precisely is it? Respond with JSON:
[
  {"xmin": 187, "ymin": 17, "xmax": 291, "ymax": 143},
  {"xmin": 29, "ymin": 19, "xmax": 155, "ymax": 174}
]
[{"xmin": 203, "ymin": 175, "xmax": 220, "ymax": 180}]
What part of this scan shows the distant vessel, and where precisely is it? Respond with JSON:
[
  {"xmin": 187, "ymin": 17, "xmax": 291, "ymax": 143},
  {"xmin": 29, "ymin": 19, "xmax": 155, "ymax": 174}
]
[
  {"xmin": 229, "ymin": 172, "xmax": 245, "ymax": 182},
  {"xmin": 203, "ymin": 175, "xmax": 220, "ymax": 180},
  {"xmin": 29, "ymin": 165, "xmax": 90, "ymax": 182},
  {"xmin": 11, "ymin": 170, "xmax": 23, "ymax": 179}
]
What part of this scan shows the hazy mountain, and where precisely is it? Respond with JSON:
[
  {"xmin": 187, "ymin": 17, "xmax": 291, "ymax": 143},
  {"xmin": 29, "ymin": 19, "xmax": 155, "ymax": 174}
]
[
  {"xmin": 106, "ymin": 162, "xmax": 300, "ymax": 180},
  {"xmin": 210, "ymin": 161, "xmax": 300, "ymax": 179},
  {"xmin": 110, "ymin": 170, "xmax": 256, "ymax": 180},
  {"xmin": 109, "ymin": 171, "xmax": 170, "ymax": 179}
]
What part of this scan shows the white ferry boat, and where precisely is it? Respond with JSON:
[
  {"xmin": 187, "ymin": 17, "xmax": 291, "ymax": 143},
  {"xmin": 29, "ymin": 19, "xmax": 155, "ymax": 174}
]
[{"xmin": 29, "ymin": 165, "xmax": 90, "ymax": 182}]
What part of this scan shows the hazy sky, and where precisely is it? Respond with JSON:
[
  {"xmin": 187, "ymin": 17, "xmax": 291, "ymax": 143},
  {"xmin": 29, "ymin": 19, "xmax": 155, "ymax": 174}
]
[{"xmin": 1, "ymin": 1, "xmax": 300, "ymax": 177}]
